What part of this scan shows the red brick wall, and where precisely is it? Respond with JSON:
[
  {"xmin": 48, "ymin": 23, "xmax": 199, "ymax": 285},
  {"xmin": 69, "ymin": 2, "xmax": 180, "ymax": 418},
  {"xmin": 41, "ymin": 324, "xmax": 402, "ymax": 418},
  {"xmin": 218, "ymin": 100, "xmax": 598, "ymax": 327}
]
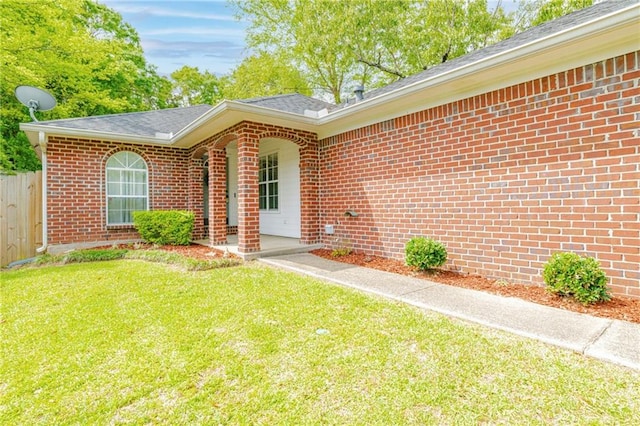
[
  {"xmin": 46, "ymin": 137, "xmax": 190, "ymax": 246},
  {"xmin": 46, "ymin": 122, "xmax": 319, "ymax": 253},
  {"xmin": 319, "ymin": 51, "xmax": 640, "ymax": 299},
  {"xmin": 193, "ymin": 121, "xmax": 320, "ymax": 250}
]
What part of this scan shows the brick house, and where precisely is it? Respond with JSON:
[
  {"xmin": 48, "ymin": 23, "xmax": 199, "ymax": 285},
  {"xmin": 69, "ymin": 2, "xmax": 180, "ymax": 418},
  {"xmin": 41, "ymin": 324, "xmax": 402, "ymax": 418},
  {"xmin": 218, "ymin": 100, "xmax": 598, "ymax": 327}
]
[{"xmin": 21, "ymin": 0, "xmax": 640, "ymax": 298}]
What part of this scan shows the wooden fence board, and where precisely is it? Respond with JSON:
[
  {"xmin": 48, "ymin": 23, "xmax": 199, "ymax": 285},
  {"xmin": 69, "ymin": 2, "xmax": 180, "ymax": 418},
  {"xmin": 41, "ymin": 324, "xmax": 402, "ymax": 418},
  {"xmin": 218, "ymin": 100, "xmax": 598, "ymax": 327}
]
[{"xmin": 0, "ymin": 172, "xmax": 43, "ymax": 266}]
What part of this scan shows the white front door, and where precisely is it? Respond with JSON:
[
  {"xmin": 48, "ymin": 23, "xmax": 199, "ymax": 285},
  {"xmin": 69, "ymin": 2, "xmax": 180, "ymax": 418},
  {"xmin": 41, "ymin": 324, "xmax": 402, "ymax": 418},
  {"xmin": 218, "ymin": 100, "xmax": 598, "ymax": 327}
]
[{"xmin": 258, "ymin": 138, "xmax": 301, "ymax": 238}]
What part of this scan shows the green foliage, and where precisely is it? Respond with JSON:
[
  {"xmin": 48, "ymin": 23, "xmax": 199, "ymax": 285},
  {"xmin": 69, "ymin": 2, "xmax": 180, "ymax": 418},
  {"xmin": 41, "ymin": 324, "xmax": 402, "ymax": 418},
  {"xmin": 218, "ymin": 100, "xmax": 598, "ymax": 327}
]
[
  {"xmin": 0, "ymin": 133, "xmax": 41, "ymax": 173},
  {"xmin": 515, "ymin": 0, "xmax": 594, "ymax": 29},
  {"xmin": 330, "ymin": 237, "xmax": 353, "ymax": 257},
  {"xmin": 221, "ymin": 52, "xmax": 312, "ymax": 100},
  {"xmin": 169, "ymin": 66, "xmax": 223, "ymax": 107},
  {"xmin": 405, "ymin": 237, "xmax": 448, "ymax": 271},
  {"xmin": 125, "ymin": 249, "xmax": 241, "ymax": 271},
  {"xmin": 63, "ymin": 249, "xmax": 128, "ymax": 263},
  {"xmin": 133, "ymin": 210, "xmax": 194, "ymax": 246},
  {"xmin": 32, "ymin": 247, "xmax": 241, "ymax": 271},
  {"xmin": 542, "ymin": 252, "xmax": 611, "ymax": 305},
  {"xmin": 233, "ymin": 0, "xmax": 516, "ymax": 103},
  {"xmin": 0, "ymin": 0, "xmax": 171, "ymax": 171},
  {"xmin": 33, "ymin": 249, "xmax": 128, "ymax": 265},
  {"xmin": 331, "ymin": 247, "xmax": 352, "ymax": 257}
]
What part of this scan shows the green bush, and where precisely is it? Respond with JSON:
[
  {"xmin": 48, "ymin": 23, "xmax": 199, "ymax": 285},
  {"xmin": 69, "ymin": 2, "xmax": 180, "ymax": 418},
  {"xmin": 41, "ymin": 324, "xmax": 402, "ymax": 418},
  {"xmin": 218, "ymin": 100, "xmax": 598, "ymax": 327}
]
[
  {"xmin": 125, "ymin": 250, "xmax": 241, "ymax": 271},
  {"xmin": 63, "ymin": 249, "xmax": 128, "ymax": 263},
  {"xmin": 133, "ymin": 210, "xmax": 194, "ymax": 245},
  {"xmin": 331, "ymin": 237, "xmax": 352, "ymax": 257},
  {"xmin": 32, "ymin": 247, "xmax": 241, "ymax": 271},
  {"xmin": 405, "ymin": 237, "xmax": 447, "ymax": 271},
  {"xmin": 33, "ymin": 249, "xmax": 128, "ymax": 265},
  {"xmin": 542, "ymin": 252, "xmax": 611, "ymax": 305}
]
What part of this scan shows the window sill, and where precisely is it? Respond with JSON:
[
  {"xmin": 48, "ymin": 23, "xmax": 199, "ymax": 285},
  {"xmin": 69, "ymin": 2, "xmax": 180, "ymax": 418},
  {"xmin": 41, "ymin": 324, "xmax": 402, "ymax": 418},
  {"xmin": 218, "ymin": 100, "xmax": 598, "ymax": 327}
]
[{"xmin": 106, "ymin": 224, "xmax": 136, "ymax": 230}]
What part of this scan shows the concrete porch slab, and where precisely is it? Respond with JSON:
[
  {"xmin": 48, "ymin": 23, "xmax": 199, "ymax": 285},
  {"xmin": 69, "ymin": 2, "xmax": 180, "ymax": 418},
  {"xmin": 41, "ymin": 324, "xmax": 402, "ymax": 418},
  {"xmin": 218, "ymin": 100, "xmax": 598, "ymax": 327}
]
[{"xmin": 196, "ymin": 235, "xmax": 323, "ymax": 260}]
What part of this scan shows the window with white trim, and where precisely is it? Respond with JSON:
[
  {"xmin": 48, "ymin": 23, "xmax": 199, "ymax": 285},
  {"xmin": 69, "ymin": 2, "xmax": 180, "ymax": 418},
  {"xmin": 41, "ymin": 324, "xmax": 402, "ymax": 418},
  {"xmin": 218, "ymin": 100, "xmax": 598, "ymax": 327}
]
[
  {"xmin": 258, "ymin": 152, "xmax": 278, "ymax": 211},
  {"xmin": 106, "ymin": 151, "xmax": 148, "ymax": 225}
]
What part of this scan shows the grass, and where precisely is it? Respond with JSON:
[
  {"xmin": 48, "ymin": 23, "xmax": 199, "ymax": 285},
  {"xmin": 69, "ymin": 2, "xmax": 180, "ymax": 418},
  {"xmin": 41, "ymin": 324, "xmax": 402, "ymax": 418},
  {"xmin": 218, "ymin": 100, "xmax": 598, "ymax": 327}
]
[
  {"xmin": 34, "ymin": 247, "xmax": 241, "ymax": 271},
  {"xmin": 1, "ymin": 260, "xmax": 639, "ymax": 424}
]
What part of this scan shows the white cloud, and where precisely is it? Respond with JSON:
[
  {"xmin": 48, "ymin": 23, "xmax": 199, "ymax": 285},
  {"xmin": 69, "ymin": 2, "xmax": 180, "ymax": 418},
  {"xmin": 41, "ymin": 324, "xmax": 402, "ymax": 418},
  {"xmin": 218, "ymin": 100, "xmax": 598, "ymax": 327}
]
[
  {"xmin": 142, "ymin": 27, "xmax": 245, "ymax": 37},
  {"xmin": 141, "ymin": 39, "xmax": 245, "ymax": 58},
  {"xmin": 104, "ymin": 3, "xmax": 238, "ymax": 22}
]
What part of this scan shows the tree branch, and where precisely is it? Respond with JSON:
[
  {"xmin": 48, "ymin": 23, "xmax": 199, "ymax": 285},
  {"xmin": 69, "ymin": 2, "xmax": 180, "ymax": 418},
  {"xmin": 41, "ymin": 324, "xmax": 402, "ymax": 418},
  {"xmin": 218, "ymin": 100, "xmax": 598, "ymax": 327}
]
[{"xmin": 356, "ymin": 56, "xmax": 406, "ymax": 79}]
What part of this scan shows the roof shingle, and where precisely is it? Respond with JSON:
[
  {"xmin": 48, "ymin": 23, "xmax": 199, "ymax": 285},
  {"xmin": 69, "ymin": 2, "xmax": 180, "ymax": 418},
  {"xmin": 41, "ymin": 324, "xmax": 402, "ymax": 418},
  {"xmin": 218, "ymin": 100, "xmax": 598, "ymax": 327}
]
[
  {"xmin": 34, "ymin": 104, "xmax": 213, "ymax": 138},
  {"xmin": 237, "ymin": 93, "xmax": 336, "ymax": 114}
]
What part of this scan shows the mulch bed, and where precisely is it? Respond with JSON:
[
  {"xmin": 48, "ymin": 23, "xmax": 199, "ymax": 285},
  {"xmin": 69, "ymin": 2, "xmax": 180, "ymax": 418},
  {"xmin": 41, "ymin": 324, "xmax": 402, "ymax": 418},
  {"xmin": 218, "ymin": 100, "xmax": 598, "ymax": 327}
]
[
  {"xmin": 151, "ymin": 243, "xmax": 239, "ymax": 259},
  {"xmin": 96, "ymin": 243, "xmax": 239, "ymax": 260},
  {"xmin": 310, "ymin": 249, "xmax": 640, "ymax": 324}
]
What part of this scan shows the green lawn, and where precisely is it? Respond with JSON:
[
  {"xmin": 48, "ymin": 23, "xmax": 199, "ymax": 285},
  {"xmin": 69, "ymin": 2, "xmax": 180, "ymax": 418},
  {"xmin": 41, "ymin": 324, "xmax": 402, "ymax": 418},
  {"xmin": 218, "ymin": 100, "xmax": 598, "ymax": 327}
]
[{"xmin": 1, "ymin": 260, "xmax": 639, "ymax": 424}]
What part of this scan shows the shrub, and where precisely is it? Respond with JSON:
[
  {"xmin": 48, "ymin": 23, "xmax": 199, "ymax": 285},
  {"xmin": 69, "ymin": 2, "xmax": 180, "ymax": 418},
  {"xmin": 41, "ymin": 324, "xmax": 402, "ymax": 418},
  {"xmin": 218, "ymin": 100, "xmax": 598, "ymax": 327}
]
[
  {"xmin": 542, "ymin": 252, "xmax": 611, "ymax": 305},
  {"xmin": 133, "ymin": 210, "xmax": 194, "ymax": 245},
  {"xmin": 331, "ymin": 247, "xmax": 352, "ymax": 257},
  {"xmin": 125, "ymin": 249, "xmax": 241, "ymax": 271},
  {"xmin": 331, "ymin": 237, "xmax": 352, "ymax": 257},
  {"xmin": 405, "ymin": 237, "xmax": 447, "ymax": 271},
  {"xmin": 63, "ymin": 249, "xmax": 128, "ymax": 263},
  {"xmin": 33, "ymin": 249, "xmax": 128, "ymax": 265}
]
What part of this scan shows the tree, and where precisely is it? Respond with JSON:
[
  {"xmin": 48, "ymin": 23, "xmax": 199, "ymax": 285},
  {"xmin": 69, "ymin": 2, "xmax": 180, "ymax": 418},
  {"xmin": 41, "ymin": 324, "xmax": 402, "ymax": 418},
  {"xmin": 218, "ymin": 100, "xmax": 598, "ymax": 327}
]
[
  {"xmin": 222, "ymin": 53, "xmax": 312, "ymax": 100},
  {"xmin": 168, "ymin": 66, "xmax": 223, "ymax": 107},
  {"xmin": 0, "ymin": 0, "xmax": 171, "ymax": 172},
  {"xmin": 514, "ymin": 0, "xmax": 594, "ymax": 29},
  {"xmin": 0, "ymin": 133, "xmax": 41, "ymax": 173},
  {"xmin": 232, "ymin": 0, "xmax": 514, "ymax": 103},
  {"xmin": 232, "ymin": 0, "xmax": 362, "ymax": 103}
]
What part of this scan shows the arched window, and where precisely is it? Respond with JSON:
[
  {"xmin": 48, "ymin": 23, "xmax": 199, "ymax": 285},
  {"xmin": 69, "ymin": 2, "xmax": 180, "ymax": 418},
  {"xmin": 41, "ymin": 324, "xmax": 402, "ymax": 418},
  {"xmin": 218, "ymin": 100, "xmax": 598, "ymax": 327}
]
[{"xmin": 106, "ymin": 151, "xmax": 148, "ymax": 225}]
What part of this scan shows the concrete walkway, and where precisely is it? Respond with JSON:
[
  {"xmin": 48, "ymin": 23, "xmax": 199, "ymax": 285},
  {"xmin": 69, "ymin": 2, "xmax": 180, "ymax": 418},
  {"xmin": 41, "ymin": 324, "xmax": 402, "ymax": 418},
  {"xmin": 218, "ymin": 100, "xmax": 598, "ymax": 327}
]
[{"xmin": 259, "ymin": 253, "xmax": 640, "ymax": 371}]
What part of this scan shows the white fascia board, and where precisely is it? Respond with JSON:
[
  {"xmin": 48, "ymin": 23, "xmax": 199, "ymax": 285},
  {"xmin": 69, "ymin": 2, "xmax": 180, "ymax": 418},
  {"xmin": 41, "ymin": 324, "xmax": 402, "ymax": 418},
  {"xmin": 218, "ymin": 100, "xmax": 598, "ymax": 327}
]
[
  {"xmin": 19, "ymin": 122, "xmax": 177, "ymax": 146},
  {"xmin": 316, "ymin": 3, "xmax": 640, "ymax": 139}
]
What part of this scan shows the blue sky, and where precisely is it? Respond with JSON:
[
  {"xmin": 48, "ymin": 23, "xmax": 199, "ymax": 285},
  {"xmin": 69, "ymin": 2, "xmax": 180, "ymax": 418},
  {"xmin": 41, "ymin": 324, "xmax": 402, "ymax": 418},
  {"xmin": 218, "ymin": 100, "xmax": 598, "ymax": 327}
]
[
  {"xmin": 102, "ymin": 0, "xmax": 249, "ymax": 76},
  {"xmin": 103, "ymin": 0, "xmax": 520, "ymax": 77}
]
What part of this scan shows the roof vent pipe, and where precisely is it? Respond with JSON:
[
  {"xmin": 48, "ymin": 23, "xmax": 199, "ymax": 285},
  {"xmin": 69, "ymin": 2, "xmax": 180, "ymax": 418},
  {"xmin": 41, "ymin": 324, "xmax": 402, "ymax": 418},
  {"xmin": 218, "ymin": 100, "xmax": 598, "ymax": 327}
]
[{"xmin": 354, "ymin": 85, "xmax": 364, "ymax": 101}]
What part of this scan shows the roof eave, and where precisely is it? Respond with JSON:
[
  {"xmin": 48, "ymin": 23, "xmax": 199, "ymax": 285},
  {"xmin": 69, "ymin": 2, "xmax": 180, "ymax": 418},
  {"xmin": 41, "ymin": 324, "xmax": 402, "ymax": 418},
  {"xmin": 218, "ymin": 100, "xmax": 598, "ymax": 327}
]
[
  {"xmin": 19, "ymin": 123, "xmax": 177, "ymax": 147},
  {"xmin": 20, "ymin": 101, "xmax": 321, "ymax": 149}
]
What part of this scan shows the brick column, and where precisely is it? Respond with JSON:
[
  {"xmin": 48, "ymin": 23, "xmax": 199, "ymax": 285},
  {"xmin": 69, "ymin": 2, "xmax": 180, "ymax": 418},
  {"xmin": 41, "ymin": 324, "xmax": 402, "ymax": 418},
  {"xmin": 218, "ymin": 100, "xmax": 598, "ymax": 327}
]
[
  {"xmin": 237, "ymin": 133, "xmax": 260, "ymax": 253},
  {"xmin": 207, "ymin": 146, "xmax": 227, "ymax": 245},
  {"xmin": 188, "ymin": 157, "xmax": 205, "ymax": 240},
  {"xmin": 299, "ymin": 139, "xmax": 320, "ymax": 244}
]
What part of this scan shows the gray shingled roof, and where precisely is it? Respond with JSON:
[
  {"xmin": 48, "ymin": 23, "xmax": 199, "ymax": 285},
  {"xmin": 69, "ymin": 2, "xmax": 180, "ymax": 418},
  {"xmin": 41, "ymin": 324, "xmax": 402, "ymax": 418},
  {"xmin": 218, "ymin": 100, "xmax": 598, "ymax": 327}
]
[
  {"xmin": 32, "ymin": 94, "xmax": 335, "ymax": 136},
  {"xmin": 33, "ymin": 104, "xmax": 213, "ymax": 138},
  {"xmin": 344, "ymin": 0, "xmax": 637, "ymax": 105},
  {"xmin": 237, "ymin": 93, "xmax": 337, "ymax": 114}
]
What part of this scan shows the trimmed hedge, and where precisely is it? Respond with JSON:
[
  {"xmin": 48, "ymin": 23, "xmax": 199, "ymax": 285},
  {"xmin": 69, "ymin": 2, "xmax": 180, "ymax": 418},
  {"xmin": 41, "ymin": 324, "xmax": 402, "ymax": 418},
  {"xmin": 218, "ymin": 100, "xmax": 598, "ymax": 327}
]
[
  {"xmin": 133, "ymin": 210, "xmax": 194, "ymax": 245},
  {"xmin": 405, "ymin": 237, "xmax": 447, "ymax": 271},
  {"xmin": 542, "ymin": 252, "xmax": 611, "ymax": 305}
]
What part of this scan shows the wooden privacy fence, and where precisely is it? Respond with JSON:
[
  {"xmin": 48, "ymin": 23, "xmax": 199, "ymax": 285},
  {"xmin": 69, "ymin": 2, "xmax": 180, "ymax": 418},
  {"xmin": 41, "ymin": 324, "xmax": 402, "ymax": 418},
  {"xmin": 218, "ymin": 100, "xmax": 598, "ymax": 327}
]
[{"xmin": 0, "ymin": 172, "xmax": 43, "ymax": 267}]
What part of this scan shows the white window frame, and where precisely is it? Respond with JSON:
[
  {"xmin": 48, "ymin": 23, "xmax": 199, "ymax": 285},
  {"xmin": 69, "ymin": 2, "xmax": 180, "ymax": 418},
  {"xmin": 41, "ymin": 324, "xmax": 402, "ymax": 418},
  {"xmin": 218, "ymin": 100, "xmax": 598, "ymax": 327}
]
[
  {"xmin": 258, "ymin": 152, "xmax": 279, "ymax": 212},
  {"xmin": 105, "ymin": 151, "xmax": 149, "ymax": 225}
]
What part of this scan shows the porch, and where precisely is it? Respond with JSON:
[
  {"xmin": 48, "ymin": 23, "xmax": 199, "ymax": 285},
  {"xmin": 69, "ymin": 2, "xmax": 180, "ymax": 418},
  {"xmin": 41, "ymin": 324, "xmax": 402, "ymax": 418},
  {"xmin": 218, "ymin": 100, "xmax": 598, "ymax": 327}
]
[{"xmin": 196, "ymin": 234, "xmax": 323, "ymax": 260}]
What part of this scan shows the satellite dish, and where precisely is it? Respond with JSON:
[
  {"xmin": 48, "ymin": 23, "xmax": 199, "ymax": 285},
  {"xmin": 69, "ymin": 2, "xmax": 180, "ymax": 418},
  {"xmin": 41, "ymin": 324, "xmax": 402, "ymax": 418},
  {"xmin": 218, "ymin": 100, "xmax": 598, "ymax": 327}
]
[{"xmin": 15, "ymin": 85, "xmax": 57, "ymax": 122}]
